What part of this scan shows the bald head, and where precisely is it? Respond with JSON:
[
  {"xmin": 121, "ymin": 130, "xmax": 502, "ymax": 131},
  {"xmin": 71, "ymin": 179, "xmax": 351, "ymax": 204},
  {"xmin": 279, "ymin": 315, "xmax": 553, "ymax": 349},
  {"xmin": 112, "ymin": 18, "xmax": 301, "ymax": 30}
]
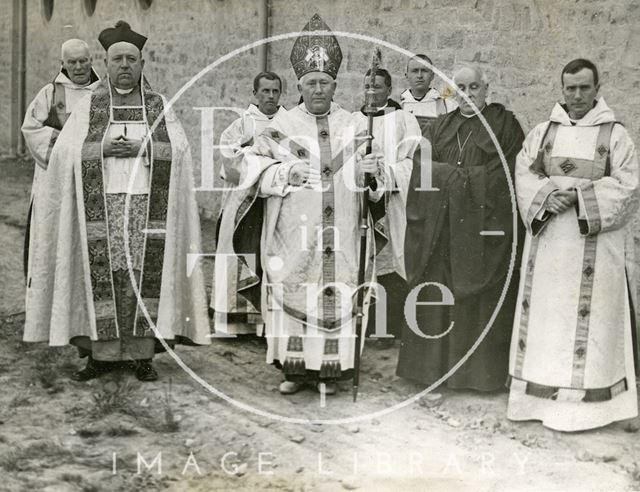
[
  {"xmin": 453, "ymin": 65, "xmax": 489, "ymax": 116},
  {"xmin": 106, "ymin": 41, "xmax": 142, "ymax": 58},
  {"xmin": 105, "ymin": 41, "xmax": 144, "ymax": 90},
  {"xmin": 60, "ymin": 39, "xmax": 93, "ymax": 86}
]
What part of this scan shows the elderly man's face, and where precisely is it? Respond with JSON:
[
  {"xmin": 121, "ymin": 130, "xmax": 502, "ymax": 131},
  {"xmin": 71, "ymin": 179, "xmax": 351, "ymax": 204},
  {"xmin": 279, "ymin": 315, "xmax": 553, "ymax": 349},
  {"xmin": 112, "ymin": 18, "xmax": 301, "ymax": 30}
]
[
  {"xmin": 298, "ymin": 72, "xmax": 336, "ymax": 115},
  {"xmin": 62, "ymin": 44, "xmax": 92, "ymax": 86},
  {"xmin": 562, "ymin": 68, "xmax": 599, "ymax": 120},
  {"xmin": 454, "ymin": 67, "xmax": 488, "ymax": 115},
  {"xmin": 364, "ymin": 74, "xmax": 391, "ymax": 109},
  {"xmin": 406, "ymin": 58, "xmax": 434, "ymax": 96},
  {"xmin": 106, "ymin": 42, "xmax": 144, "ymax": 90}
]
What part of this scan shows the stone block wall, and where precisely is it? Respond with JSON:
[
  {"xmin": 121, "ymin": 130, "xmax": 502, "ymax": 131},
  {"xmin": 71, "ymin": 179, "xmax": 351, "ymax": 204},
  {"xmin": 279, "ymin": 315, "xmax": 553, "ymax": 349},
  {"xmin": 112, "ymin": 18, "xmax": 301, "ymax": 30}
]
[
  {"xmin": 1, "ymin": 0, "xmax": 639, "ymax": 218},
  {"xmin": 0, "ymin": 1, "xmax": 16, "ymax": 151}
]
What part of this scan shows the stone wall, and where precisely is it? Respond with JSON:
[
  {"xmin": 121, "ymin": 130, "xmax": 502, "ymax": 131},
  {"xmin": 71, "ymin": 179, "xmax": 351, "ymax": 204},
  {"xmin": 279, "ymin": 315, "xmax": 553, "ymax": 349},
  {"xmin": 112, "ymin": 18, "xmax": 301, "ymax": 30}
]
[
  {"xmin": 268, "ymin": 0, "xmax": 640, "ymax": 133},
  {"xmin": 2, "ymin": 0, "xmax": 640, "ymax": 215},
  {"xmin": 18, "ymin": 0, "xmax": 267, "ymax": 215},
  {"xmin": 0, "ymin": 1, "xmax": 16, "ymax": 151}
]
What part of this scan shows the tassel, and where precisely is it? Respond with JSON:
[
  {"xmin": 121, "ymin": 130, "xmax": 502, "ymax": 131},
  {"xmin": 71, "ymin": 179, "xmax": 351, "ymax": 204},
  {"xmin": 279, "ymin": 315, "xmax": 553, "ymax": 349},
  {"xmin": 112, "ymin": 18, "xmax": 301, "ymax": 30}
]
[
  {"xmin": 319, "ymin": 360, "xmax": 342, "ymax": 379},
  {"xmin": 283, "ymin": 336, "xmax": 306, "ymax": 375},
  {"xmin": 320, "ymin": 338, "xmax": 341, "ymax": 378},
  {"xmin": 283, "ymin": 357, "xmax": 307, "ymax": 376}
]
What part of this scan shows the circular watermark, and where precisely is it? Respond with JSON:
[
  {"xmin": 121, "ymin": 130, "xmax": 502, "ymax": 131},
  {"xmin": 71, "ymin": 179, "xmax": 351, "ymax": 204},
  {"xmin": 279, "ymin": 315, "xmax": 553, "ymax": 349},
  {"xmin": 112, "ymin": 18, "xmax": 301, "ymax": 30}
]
[{"xmin": 123, "ymin": 30, "xmax": 518, "ymax": 425}]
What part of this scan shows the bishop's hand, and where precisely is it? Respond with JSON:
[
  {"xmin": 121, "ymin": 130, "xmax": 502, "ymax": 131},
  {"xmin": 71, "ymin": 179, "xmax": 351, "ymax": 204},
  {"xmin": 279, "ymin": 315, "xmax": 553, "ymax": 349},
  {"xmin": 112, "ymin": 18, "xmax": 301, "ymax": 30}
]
[{"xmin": 288, "ymin": 161, "xmax": 321, "ymax": 188}]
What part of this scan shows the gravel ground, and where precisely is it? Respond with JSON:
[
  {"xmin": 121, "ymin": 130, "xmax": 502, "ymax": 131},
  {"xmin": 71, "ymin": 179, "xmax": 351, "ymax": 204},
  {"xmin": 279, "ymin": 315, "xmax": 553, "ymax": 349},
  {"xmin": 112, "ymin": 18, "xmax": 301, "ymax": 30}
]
[{"xmin": 1, "ymin": 154, "xmax": 639, "ymax": 492}]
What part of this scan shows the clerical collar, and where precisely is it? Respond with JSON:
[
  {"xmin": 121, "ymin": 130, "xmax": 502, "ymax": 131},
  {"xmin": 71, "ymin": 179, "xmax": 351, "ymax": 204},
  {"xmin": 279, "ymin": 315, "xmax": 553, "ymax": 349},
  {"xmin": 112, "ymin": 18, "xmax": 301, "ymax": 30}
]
[
  {"xmin": 460, "ymin": 104, "xmax": 487, "ymax": 118},
  {"xmin": 359, "ymin": 98, "xmax": 402, "ymax": 117},
  {"xmin": 115, "ymin": 87, "xmax": 134, "ymax": 95}
]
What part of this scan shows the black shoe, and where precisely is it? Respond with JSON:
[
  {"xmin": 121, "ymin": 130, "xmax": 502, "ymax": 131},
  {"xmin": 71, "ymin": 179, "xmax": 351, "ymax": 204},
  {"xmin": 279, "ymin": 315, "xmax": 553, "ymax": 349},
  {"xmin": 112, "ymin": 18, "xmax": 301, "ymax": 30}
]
[
  {"xmin": 134, "ymin": 360, "xmax": 158, "ymax": 382},
  {"xmin": 111, "ymin": 360, "xmax": 134, "ymax": 371},
  {"xmin": 70, "ymin": 356, "xmax": 102, "ymax": 382}
]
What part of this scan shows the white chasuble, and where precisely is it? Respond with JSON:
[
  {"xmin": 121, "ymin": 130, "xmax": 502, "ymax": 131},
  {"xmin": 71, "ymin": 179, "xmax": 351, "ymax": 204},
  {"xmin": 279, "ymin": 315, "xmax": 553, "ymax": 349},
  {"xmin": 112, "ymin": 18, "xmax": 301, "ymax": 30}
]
[{"xmin": 238, "ymin": 103, "xmax": 376, "ymax": 375}]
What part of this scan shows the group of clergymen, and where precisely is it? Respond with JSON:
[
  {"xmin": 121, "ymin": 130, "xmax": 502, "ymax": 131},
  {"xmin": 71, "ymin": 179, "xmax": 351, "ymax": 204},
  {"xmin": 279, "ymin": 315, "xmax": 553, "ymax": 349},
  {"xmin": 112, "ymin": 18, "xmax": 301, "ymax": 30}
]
[{"xmin": 21, "ymin": 15, "xmax": 640, "ymax": 433}]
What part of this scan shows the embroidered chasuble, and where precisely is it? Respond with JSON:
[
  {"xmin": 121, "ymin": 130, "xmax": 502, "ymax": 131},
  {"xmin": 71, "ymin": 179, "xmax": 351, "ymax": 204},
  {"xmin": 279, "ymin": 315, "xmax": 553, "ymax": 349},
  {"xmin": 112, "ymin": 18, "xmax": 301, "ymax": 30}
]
[{"xmin": 230, "ymin": 103, "xmax": 378, "ymax": 378}]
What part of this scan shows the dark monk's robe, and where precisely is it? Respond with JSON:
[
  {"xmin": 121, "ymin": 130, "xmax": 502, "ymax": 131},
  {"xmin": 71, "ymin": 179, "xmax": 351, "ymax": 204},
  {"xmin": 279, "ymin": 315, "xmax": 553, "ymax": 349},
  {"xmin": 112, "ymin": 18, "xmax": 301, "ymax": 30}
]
[{"xmin": 397, "ymin": 103, "xmax": 525, "ymax": 391}]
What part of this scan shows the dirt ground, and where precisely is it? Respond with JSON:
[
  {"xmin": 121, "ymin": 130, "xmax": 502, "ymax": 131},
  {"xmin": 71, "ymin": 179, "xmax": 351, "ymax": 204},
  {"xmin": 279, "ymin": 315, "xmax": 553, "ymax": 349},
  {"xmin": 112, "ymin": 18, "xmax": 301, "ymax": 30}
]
[{"xmin": 1, "ymin": 154, "xmax": 640, "ymax": 492}]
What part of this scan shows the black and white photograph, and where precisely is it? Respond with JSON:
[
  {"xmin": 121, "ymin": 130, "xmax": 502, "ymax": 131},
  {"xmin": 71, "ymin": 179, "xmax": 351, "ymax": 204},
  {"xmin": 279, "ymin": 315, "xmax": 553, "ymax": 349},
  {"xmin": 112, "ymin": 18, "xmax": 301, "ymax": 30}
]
[{"xmin": 1, "ymin": 0, "xmax": 640, "ymax": 490}]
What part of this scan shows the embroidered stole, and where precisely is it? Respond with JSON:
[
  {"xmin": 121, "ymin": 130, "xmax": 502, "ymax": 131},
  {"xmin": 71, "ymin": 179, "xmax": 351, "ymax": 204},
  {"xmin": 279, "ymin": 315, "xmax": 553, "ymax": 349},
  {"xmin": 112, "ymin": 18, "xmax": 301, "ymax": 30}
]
[
  {"xmin": 80, "ymin": 83, "xmax": 172, "ymax": 339},
  {"xmin": 514, "ymin": 120, "xmax": 618, "ymax": 390}
]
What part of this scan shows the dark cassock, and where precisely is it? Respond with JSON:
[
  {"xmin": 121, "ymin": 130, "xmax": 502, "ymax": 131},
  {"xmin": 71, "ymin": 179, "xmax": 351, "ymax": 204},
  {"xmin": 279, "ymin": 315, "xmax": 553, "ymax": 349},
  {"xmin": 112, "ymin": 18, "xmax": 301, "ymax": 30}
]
[
  {"xmin": 397, "ymin": 103, "xmax": 525, "ymax": 391},
  {"xmin": 23, "ymin": 22, "xmax": 211, "ymax": 381}
]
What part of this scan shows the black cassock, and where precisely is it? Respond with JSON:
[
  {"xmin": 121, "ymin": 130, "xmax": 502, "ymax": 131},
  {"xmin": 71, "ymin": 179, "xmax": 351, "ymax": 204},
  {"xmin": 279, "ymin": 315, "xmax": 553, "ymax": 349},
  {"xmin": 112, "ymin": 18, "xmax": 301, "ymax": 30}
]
[{"xmin": 397, "ymin": 103, "xmax": 525, "ymax": 391}]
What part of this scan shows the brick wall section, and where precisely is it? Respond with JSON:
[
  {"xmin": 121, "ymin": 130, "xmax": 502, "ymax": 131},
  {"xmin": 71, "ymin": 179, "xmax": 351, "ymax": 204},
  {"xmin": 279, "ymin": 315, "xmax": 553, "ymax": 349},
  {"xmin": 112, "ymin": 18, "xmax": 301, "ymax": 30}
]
[{"xmin": 1, "ymin": 0, "xmax": 639, "ymax": 218}]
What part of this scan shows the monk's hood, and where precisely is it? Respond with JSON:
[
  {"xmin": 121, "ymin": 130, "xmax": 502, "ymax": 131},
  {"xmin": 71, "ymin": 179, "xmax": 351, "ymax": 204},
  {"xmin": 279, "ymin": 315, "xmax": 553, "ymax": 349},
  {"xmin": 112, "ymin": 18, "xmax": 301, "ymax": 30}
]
[
  {"xmin": 400, "ymin": 87, "xmax": 442, "ymax": 103},
  {"xmin": 55, "ymin": 68, "xmax": 101, "ymax": 90},
  {"xmin": 549, "ymin": 97, "xmax": 616, "ymax": 126},
  {"xmin": 245, "ymin": 103, "xmax": 286, "ymax": 122}
]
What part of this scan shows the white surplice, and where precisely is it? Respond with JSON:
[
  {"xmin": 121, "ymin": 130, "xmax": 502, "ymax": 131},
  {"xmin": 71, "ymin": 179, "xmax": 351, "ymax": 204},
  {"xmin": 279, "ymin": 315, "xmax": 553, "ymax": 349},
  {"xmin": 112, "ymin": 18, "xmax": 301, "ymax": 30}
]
[
  {"xmin": 21, "ymin": 70, "xmax": 101, "ymax": 282},
  {"xmin": 213, "ymin": 104, "xmax": 287, "ymax": 336}
]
